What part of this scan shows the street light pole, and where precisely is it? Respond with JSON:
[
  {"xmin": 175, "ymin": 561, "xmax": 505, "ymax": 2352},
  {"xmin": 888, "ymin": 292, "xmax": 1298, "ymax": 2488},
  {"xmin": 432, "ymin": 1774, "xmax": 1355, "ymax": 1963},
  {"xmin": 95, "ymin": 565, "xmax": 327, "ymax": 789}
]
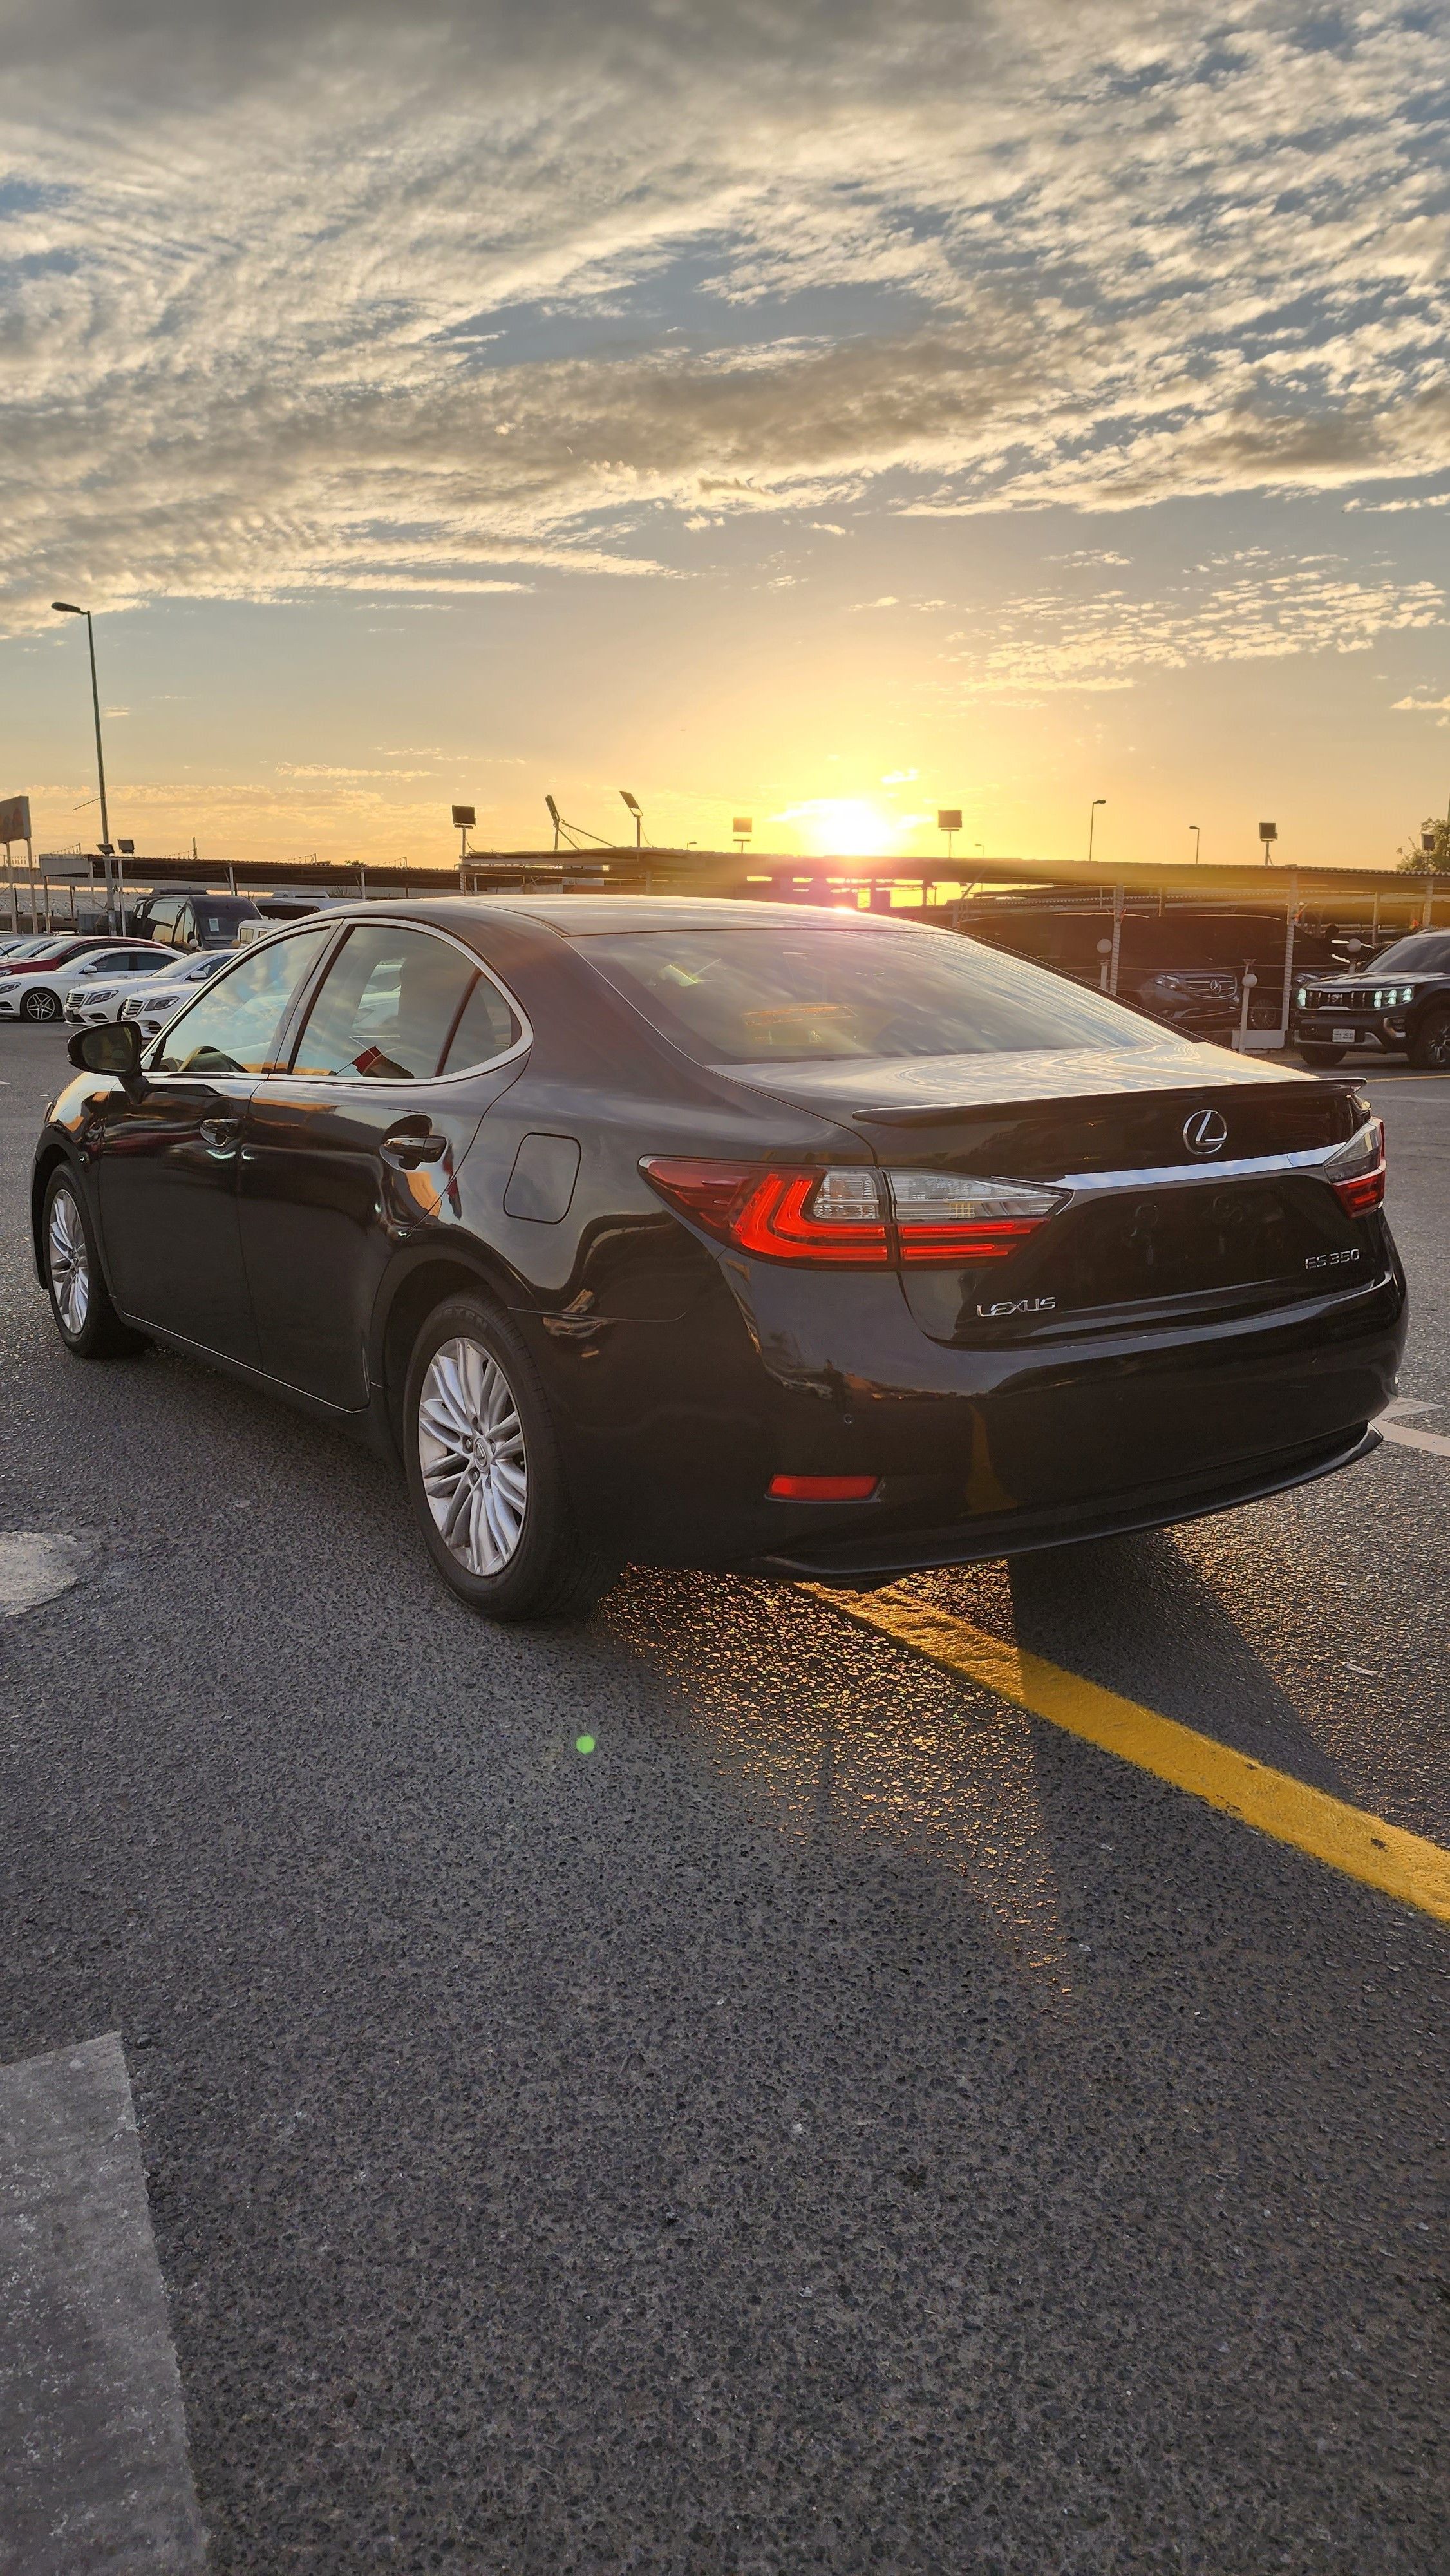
[
  {"xmin": 1088, "ymin": 798, "xmax": 1106, "ymax": 866},
  {"xmin": 1190, "ymin": 824, "xmax": 1201, "ymax": 865},
  {"xmin": 53, "ymin": 601, "xmax": 119, "ymax": 926}
]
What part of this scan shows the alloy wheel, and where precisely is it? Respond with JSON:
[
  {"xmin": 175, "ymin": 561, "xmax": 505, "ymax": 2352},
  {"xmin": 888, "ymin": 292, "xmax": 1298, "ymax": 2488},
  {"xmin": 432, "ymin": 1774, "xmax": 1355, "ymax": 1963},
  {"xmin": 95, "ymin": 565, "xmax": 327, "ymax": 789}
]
[
  {"xmin": 47, "ymin": 1187, "xmax": 91, "ymax": 1337},
  {"xmin": 24, "ymin": 989, "xmax": 60, "ymax": 1021},
  {"xmin": 417, "ymin": 1336, "xmax": 528, "ymax": 1576}
]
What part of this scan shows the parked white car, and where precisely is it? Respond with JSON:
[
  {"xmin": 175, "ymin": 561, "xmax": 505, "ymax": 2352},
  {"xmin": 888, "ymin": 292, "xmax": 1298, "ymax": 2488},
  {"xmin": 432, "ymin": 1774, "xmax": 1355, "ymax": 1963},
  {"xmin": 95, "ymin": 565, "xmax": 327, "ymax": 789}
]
[
  {"xmin": 117, "ymin": 949, "xmax": 235, "ymax": 1039},
  {"xmin": 0, "ymin": 943, "xmax": 160, "ymax": 1024},
  {"xmin": 66, "ymin": 946, "xmax": 231, "ymax": 1029}
]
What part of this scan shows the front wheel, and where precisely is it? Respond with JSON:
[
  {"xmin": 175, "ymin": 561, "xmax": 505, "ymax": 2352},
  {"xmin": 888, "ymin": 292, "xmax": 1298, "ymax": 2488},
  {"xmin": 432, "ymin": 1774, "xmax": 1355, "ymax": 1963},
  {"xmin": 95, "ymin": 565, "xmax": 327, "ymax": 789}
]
[
  {"xmin": 22, "ymin": 987, "xmax": 61, "ymax": 1023},
  {"xmin": 1408, "ymin": 1006, "xmax": 1450, "ymax": 1071},
  {"xmin": 42, "ymin": 1170, "xmax": 147, "ymax": 1359},
  {"xmin": 403, "ymin": 1294, "xmax": 618, "ymax": 1620},
  {"xmin": 1297, "ymin": 1044, "xmax": 1346, "ymax": 1068}
]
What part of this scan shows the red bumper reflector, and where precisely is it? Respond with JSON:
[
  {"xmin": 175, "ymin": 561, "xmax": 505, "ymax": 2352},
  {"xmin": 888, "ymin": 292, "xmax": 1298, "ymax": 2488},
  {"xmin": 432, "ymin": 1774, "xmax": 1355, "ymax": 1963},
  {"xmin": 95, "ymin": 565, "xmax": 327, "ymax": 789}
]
[{"xmin": 767, "ymin": 1474, "xmax": 880, "ymax": 1502}]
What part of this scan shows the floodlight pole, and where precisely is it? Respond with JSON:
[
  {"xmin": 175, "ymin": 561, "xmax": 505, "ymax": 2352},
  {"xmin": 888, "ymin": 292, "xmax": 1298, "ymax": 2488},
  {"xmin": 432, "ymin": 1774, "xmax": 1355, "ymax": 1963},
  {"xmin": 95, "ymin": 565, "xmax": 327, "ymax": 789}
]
[{"xmin": 52, "ymin": 601, "xmax": 119, "ymax": 925}]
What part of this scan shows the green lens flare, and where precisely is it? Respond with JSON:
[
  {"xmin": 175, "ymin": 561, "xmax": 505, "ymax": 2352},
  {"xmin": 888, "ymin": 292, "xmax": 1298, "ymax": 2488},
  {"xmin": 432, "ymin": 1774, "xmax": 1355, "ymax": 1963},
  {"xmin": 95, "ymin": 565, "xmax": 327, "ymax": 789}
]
[{"xmin": 575, "ymin": 1734, "xmax": 596, "ymax": 1756}]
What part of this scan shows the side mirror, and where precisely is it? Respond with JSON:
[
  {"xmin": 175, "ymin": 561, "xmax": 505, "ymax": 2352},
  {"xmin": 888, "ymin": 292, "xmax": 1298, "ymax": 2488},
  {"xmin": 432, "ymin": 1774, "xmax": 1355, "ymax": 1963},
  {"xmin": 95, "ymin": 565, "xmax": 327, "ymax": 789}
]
[{"xmin": 67, "ymin": 1020, "xmax": 146, "ymax": 1083}]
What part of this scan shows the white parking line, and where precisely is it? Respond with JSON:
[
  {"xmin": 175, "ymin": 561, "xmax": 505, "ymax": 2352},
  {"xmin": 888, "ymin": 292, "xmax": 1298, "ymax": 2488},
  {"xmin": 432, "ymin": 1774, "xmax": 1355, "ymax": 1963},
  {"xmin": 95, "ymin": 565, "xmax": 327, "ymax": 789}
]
[
  {"xmin": 1380, "ymin": 1401, "xmax": 1450, "ymax": 1459},
  {"xmin": 0, "ymin": 2034, "xmax": 206, "ymax": 2571}
]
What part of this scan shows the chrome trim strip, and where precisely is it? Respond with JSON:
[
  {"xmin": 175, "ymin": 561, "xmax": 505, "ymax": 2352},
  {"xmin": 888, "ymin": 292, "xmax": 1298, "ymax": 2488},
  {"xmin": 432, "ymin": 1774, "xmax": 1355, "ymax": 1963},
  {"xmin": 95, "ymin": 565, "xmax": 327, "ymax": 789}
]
[{"xmin": 1055, "ymin": 1142, "xmax": 1342, "ymax": 1193}]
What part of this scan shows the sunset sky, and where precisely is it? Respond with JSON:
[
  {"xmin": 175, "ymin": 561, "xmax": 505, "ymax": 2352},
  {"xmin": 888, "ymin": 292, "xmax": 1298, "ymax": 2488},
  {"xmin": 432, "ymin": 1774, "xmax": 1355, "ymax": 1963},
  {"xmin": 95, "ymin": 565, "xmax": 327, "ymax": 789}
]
[{"xmin": 5, "ymin": 0, "xmax": 1450, "ymax": 873}]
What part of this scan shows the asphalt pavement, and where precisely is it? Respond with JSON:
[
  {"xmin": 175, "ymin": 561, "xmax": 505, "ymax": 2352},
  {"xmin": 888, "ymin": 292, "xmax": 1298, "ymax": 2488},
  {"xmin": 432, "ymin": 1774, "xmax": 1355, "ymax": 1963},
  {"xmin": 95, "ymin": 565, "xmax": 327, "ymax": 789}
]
[{"xmin": 1, "ymin": 1022, "xmax": 1446, "ymax": 2575}]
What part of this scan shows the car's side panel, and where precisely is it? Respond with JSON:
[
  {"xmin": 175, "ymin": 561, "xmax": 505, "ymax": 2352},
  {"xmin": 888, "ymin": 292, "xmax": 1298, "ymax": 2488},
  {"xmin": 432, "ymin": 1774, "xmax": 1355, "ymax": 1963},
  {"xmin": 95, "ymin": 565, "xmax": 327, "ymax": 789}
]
[
  {"xmin": 92, "ymin": 1072, "xmax": 263, "ymax": 1362},
  {"xmin": 237, "ymin": 1070, "xmax": 518, "ymax": 1408}
]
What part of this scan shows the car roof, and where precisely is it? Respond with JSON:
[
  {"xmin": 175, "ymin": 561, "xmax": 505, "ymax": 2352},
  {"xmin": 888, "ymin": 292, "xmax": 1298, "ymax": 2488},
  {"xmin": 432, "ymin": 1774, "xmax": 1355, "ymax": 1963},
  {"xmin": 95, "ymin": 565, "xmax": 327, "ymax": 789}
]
[{"xmin": 297, "ymin": 894, "xmax": 929, "ymax": 941}]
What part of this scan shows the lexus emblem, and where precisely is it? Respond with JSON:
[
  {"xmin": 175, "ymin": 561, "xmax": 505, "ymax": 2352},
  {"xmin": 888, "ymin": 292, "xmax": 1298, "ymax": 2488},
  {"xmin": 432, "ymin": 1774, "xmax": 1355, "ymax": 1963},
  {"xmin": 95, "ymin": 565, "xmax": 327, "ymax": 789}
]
[{"xmin": 1183, "ymin": 1107, "xmax": 1229, "ymax": 1157}]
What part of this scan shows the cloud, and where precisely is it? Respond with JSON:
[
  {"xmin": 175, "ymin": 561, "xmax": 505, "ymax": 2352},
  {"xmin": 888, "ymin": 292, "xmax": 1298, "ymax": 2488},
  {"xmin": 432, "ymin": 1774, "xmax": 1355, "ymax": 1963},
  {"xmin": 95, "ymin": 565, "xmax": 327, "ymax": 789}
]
[
  {"xmin": 1392, "ymin": 694, "xmax": 1450, "ymax": 712},
  {"xmin": 1345, "ymin": 492, "xmax": 1450, "ymax": 515},
  {"xmin": 943, "ymin": 560, "xmax": 1446, "ymax": 694},
  {"xmin": 3, "ymin": 3, "xmax": 1450, "ymax": 629}
]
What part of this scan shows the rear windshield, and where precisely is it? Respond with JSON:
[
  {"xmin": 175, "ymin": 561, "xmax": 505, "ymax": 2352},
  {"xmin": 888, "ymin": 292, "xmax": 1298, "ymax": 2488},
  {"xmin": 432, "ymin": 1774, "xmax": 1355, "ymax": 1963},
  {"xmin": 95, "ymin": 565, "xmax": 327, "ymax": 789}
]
[
  {"xmin": 581, "ymin": 925, "xmax": 1168, "ymax": 1065},
  {"xmin": 1368, "ymin": 933, "xmax": 1450, "ymax": 974}
]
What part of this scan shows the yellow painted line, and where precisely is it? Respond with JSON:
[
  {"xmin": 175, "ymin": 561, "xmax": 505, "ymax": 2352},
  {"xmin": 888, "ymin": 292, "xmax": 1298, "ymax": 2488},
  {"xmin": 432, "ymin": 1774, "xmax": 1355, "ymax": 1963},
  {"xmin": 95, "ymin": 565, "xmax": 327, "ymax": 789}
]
[{"xmin": 805, "ymin": 1586, "xmax": 1450, "ymax": 1926}]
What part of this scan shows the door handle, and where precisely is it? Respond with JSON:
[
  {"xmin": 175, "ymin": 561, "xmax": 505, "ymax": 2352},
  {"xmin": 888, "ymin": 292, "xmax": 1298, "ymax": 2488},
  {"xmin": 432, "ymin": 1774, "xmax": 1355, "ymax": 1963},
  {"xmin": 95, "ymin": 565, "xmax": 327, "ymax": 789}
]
[
  {"xmin": 381, "ymin": 1128, "xmax": 448, "ymax": 1170},
  {"xmin": 200, "ymin": 1115, "xmax": 241, "ymax": 1157}
]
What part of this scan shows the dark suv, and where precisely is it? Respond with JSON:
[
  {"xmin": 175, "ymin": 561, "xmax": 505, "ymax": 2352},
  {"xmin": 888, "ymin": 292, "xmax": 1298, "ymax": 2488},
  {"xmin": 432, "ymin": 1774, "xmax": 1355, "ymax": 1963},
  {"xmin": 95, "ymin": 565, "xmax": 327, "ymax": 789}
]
[
  {"xmin": 127, "ymin": 891, "xmax": 263, "ymax": 950},
  {"xmin": 1292, "ymin": 931, "xmax": 1450, "ymax": 1068}
]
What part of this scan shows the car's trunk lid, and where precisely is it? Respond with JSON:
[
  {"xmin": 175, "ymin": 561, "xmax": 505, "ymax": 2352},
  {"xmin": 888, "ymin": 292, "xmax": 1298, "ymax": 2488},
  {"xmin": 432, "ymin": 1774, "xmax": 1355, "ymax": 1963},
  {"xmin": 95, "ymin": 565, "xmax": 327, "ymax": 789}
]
[{"xmin": 722, "ymin": 1048, "xmax": 1371, "ymax": 1343}]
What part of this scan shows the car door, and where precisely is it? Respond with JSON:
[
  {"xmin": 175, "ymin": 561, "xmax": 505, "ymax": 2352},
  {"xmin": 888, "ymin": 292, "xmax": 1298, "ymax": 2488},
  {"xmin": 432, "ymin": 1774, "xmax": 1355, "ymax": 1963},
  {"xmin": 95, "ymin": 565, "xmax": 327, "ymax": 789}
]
[
  {"xmin": 93, "ymin": 926, "xmax": 334, "ymax": 1360},
  {"xmin": 236, "ymin": 922, "xmax": 528, "ymax": 1407}
]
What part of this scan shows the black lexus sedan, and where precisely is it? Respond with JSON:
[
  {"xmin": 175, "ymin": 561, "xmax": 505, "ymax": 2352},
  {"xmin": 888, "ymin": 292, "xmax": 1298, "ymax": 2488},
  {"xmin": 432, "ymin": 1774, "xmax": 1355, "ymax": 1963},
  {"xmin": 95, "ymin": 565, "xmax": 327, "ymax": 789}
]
[
  {"xmin": 1291, "ymin": 928, "xmax": 1450, "ymax": 1069},
  {"xmin": 35, "ymin": 898, "xmax": 1405, "ymax": 1619}
]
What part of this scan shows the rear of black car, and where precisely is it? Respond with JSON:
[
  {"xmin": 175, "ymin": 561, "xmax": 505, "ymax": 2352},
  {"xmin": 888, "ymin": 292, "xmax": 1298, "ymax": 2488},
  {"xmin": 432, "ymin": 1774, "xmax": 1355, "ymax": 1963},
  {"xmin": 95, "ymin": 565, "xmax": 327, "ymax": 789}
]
[{"xmin": 543, "ymin": 913, "xmax": 1405, "ymax": 1579}]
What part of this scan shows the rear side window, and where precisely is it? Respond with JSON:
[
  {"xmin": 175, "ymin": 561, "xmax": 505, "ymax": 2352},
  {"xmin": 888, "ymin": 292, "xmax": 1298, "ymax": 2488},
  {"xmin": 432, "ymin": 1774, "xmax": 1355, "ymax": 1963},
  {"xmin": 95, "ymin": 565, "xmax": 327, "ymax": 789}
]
[
  {"xmin": 582, "ymin": 925, "xmax": 1168, "ymax": 1065},
  {"xmin": 440, "ymin": 972, "xmax": 521, "ymax": 1072},
  {"xmin": 290, "ymin": 925, "xmax": 503, "ymax": 1081},
  {"xmin": 153, "ymin": 929, "xmax": 332, "ymax": 1075}
]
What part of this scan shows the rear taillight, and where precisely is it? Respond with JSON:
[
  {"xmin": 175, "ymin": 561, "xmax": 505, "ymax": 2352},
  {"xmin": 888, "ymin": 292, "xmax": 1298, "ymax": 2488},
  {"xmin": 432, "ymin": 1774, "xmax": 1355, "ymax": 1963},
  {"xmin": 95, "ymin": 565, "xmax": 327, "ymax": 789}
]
[
  {"xmin": 641, "ymin": 1158, "xmax": 1065, "ymax": 1267},
  {"xmin": 641, "ymin": 1160, "xmax": 889, "ymax": 1265},
  {"xmin": 1324, "ymin": 1117, "xmax": 1386, "ymax": 1218},
  {"xmin": 885, "ymin": 1169, "xmax": 1066, "ymax": 1264}
]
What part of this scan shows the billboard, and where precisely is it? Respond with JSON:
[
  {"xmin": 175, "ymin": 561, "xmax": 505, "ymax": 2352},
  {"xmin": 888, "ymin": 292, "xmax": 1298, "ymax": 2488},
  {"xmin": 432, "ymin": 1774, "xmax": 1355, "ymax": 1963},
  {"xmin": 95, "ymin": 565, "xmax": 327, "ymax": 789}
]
[{"xmin": 0, "ymin": 794, "xmax": 32, "ymax": 845}]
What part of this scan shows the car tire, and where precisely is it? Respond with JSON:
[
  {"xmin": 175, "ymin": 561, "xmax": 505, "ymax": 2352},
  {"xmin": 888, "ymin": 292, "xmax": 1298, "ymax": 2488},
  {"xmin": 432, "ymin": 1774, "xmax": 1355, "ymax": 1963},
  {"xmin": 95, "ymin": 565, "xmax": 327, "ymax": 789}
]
[
  {"xmin": 1408, "ymin": 1007, "xmax": 1450, "ymax": 1071},
  {"xmin": 22, "ymin": 987, "xmax": 61, "ymax": 1023},
  {"xmin": 403, "ymin": 1293, "xmax": 618, "ymax": 1621},
  {"xmin": 1297, "ymin": 1045, "xmax": 1346, "ymax": 1068},
  {"xmin": 41, "ymin": 1168, "xmax": 147, "ymax": 1359}
]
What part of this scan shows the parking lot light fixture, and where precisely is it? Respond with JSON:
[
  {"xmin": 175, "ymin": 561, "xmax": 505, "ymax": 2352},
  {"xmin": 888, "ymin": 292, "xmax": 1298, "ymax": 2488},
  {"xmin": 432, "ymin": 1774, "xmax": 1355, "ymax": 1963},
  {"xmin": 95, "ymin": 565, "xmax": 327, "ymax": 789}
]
[{"xmin": 1088, "ymin": 798, "xmax": 1106, "ymax": 866}]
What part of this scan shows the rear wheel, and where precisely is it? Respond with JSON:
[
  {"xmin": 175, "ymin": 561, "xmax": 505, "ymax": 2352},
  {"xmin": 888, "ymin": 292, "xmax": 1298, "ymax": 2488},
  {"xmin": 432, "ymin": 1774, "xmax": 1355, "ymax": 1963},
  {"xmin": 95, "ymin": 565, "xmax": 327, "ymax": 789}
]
[
  {"xmin": 1408, "ymin": 1006, "xmax": 1450, "ymax": 1071},
  {"xmin": 1297, "ymin": 1044, "xmax": 1346, "ymax": 1068},
  {"xmin": 22, "ymin": 987, "xmax": 61, "ymax": 1023},
  {"xmin": 41, "ymin": 1170, "xmax": 146, "ymax": 1359},
  {"xmin": 403, "ymin": 1293, "xmax": 617, "ymax": 1620}
]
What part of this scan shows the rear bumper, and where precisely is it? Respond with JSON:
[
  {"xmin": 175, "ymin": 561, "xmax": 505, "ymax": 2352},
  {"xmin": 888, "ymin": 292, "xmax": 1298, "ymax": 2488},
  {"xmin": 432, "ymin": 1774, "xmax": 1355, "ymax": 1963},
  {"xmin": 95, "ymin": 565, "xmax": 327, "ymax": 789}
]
[
  {"xmin": 748, "ymin": 1425, "xmax": 1381, "ymax": 1580},
  {"xmin": 542, "ymin": 1244, "xmax": 1406, "ymax": 1571}
]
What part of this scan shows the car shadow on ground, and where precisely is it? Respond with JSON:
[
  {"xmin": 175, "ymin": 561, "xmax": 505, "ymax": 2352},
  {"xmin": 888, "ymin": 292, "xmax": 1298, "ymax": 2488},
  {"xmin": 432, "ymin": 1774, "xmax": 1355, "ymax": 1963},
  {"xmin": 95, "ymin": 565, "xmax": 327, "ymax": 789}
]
[{"xmin": 1003, "ymin": 1526, "xmax": 1356, "ymax": 1798}]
